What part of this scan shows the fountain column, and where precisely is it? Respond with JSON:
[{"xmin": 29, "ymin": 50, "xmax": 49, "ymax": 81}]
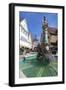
[
  {"xmin": 42, "ymin": 16, "xmax": 49, "ymax": 51},
  {"xmin": 37, "ymin": 16, "xmax": 50, "ymax": 64}
]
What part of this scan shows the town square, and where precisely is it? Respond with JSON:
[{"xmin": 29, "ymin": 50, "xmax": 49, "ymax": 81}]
[{"xmin": 19, "ymin": 12, "xmax": 58, "ymax": 78}]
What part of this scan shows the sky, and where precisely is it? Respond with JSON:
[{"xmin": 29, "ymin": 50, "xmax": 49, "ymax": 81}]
[{"xmin": 20, "ymin": 12, "xmax": 58, "ymax": 40}]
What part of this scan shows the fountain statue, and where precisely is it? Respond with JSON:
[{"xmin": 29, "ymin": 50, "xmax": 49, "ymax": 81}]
[{"xmin": 37, "ymin": 16, "xmax": 50, "ymax": 65}]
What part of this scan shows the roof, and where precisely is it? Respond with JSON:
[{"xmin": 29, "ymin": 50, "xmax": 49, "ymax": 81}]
[{"xmin": 48, "ymin": 27, "xmax": 57, "ymax": 35}]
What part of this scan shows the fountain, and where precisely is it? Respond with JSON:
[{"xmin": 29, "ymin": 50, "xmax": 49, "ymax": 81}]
[{"xmin": 37, "ymin": 16, "xmax": 50, "ymax": 65}]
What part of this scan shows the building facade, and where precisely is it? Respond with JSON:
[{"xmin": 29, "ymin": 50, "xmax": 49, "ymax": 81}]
[
  {"xmin": 19, "ymin": 19, "xmax": 32, "ymax": 51},
  {"xmin": 32, "ymin": 38, "xmax": 39, "ymax": 51},
  {"xmin": 48, "ymin": 27, "xmax": 58, "ymax": 54}
]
